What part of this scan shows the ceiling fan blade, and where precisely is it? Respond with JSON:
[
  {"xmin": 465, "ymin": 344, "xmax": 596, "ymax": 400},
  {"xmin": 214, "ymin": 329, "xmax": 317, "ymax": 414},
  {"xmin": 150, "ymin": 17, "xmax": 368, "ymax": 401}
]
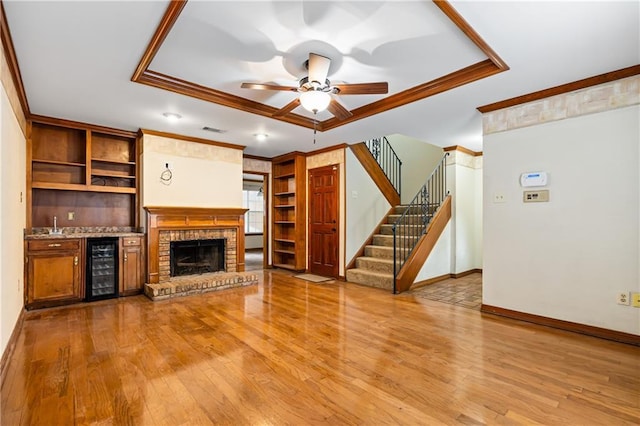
[
  {"xmin": 241, "ymin": 83, "xmax": 298, "ymax": 92},
  {"xmin": 327, "ymin": 97, "xmax": 353, "ymax": 121},
  {"xmin": 273, "ymin": 98, "xmax": 301, "ymax": 117},
  {"xmin": 308, "ymin": 53, "xmax": 331, "ymax": 84},
  {"xmin": 333, "ymin": 82, "xmax": 389, "ymax": 95}
]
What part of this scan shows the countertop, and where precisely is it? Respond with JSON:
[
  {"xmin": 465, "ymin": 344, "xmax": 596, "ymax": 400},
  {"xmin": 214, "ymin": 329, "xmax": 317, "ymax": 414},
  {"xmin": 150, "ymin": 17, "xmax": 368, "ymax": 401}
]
[
  {"xmin": 25, "ymin": 227, "xmax": 145, "ymax": 240},
  {"xmin": 25, "ymin": 232, "xmax": 144, "ymax": 240}
]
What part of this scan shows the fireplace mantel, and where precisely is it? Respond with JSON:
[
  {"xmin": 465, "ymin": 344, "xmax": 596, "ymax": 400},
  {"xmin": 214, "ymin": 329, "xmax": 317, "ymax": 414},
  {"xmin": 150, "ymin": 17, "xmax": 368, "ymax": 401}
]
[{"xmin": 145, "ymin": 206, "xmax": 248, "ymax": 284}]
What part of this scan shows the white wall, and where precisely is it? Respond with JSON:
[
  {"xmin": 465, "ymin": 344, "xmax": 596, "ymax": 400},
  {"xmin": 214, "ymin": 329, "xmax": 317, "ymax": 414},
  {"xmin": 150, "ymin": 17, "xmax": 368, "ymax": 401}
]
[
  {"xmin": 245, "ymin": 235, "xmax": 263, "ymax": 250},
  {"xmin": 0, "ymin": 82, "xmax": 26, "ymax": 355},
  {"xmin": 412, "ymin": 150, "xmax": 482, "ymax": 283},
  {"xmin": 346, "ymin": 148, "xmax": 391, "ymax": 265},
  {"xmin": 483, "ymin": 105, "xmax": 640, "ymax": 335},
  {"xmin": 142, "ymin": 134, "xmax": 243, "ymax": 209},
  {"xmin": 474, "ymin": 158, "xmax": 483, "ymax": 267},
  {"xmin": 386, "ymin": 134, "xmax": 444, "ymax": 203},
  {"xmin": 453, "ymin": 155, "xmax": 482, "ymax": 273},
  {"xmin": 414, "ymin": 222, "xmax": 452, "ymax": 281}
]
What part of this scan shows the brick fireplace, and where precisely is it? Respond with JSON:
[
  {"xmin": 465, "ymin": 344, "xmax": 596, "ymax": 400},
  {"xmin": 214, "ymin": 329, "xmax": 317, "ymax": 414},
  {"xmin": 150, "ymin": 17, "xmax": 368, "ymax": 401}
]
[{"xmin": 145, "ymin": 207, "xmax": 248, "ymax": 284}]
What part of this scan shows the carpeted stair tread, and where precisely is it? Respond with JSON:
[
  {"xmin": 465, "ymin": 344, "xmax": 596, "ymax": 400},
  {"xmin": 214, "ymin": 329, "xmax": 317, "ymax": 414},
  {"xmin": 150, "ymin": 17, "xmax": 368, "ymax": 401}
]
[
  {"xmin": 379, "ymin": 224, "xmax": 424, "ymax": 235},
  {"xmin": 346, "ymin": 268, "xmax": 394, "ymax": 290},
  {"xmin": 355, "ymin": 256, "xmax": 400, "ymax": 274},
  {"xmin": 372, "ymin": 234, "xmax": 420, "ymax": 247}
]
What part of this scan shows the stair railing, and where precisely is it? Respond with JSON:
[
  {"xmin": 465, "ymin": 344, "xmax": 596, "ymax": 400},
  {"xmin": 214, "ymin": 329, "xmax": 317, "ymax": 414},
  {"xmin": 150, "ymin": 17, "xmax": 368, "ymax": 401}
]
[
  {"xmin": 391, "ymin": 152, "xmax": 449, "ymax": 293},
  {"xmin": 364, "ymin": 136, "xmax": 402, "ymax": 196}
]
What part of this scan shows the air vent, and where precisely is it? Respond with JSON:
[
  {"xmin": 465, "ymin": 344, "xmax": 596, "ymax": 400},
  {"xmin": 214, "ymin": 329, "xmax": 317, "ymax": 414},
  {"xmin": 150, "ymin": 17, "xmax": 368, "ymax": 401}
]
[{"xmin": 202, "ymin": 126, "xmax": 227, "ymax": 134}]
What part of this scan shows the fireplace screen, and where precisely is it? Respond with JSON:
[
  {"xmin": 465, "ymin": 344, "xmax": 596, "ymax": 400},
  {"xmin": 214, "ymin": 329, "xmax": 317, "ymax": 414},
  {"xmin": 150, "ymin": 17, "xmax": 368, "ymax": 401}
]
[{"xmin": 170, "ymin": 239, "xmax": 225, "ymax": 277}]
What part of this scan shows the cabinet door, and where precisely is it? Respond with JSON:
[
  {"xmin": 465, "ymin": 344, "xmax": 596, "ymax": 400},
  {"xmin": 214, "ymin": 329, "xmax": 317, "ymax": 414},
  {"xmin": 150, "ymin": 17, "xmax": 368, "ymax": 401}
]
[
  {"xmin": 120, "ymin": 244, "xmax": 142, "ymax": 295},
  {"xmin": 27, "ymin": 251, "xmax": 81, "ymax": 307}
]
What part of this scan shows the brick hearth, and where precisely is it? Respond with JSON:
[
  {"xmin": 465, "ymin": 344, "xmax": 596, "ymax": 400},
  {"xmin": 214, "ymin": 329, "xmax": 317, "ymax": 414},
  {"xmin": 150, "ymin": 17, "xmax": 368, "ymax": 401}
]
[
  {"xmin": 144, "ymin": 207, "xmax": 257, "ymax": 300},
  {"xmin": 144, "ymin": 271, "xmax": 259, "ymax": 301}
]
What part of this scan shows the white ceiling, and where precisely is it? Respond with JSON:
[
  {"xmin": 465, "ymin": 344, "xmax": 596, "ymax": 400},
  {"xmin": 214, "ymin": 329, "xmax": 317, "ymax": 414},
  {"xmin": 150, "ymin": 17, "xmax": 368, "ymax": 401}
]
[{"xmin": 4, "ymin": 1, "xmax": 639, "ymax": 157}]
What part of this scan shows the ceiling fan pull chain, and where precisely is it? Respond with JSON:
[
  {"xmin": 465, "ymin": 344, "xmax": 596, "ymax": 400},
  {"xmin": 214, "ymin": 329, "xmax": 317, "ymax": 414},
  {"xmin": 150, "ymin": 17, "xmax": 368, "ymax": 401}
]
[{"xmin": 313, "ymin": 115, "xmax": 317, "ymax": 144}]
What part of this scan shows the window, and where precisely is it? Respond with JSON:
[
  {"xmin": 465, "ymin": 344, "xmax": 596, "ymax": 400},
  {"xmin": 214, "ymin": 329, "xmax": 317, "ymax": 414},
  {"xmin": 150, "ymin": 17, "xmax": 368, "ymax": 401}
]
[{"xmin": 242, "ymin": 188, "xmax": 264, "ymax": 234}]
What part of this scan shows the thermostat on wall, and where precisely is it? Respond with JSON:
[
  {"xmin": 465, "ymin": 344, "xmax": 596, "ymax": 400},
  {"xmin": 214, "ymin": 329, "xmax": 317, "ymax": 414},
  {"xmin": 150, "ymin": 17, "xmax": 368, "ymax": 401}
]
[{"xmin": 520, "ymin": 171, "xmax": 548, "ymax": 187}]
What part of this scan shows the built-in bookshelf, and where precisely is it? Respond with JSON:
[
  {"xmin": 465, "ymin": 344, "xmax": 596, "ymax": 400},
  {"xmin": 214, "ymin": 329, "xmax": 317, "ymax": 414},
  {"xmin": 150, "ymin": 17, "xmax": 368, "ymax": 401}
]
[{"xmin": 271, "ymin": 152, "xmax": 306, "ymax": 271}]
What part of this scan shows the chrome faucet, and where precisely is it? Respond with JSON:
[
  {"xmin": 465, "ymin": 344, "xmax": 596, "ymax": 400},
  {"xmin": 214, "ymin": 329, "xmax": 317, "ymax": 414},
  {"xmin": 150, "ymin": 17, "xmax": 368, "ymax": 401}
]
[{"xmin": 50, "ymin": 215, "xmax": 62, "ymax": 235}]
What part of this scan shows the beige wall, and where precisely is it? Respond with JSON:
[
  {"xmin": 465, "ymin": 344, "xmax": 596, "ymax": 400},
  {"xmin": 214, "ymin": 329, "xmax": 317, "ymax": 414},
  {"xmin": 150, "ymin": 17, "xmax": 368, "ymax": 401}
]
[
  {"xmin": 0, "ymin": 54, "xmax": 27, "ymax": 355},
  {"xmin": 141, "ymin": 134, "xmax": 244, "ymax": 211},
  {"xmin": 386, "ymin": 134, "xmax": 444, "ymax": 203}
]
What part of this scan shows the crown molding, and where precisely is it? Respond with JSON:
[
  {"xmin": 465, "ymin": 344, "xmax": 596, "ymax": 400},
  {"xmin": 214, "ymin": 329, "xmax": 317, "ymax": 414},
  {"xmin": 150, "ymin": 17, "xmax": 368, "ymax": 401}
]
[{"xmin": 131, "ymin": 0, "xmax": 508, "ymax": 132}]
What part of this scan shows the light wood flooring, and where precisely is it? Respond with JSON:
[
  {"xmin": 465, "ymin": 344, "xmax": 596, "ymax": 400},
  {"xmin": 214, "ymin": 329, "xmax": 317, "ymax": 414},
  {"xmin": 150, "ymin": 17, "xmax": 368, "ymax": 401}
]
[{"xmin": 2, "ymin": 270, "xmax": 639, "ymax": 425}]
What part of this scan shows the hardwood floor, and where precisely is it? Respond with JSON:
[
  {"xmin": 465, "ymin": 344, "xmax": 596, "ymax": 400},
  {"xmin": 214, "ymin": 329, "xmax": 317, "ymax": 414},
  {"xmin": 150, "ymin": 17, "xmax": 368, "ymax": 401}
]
[{"xmin": 2, "ymin": 270, "xmax": 639, "ymax": 425}]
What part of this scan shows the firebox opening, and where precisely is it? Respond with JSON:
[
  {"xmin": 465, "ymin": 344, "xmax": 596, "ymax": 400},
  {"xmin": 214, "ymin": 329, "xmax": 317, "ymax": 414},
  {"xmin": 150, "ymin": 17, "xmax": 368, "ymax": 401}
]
[{"xmin": 170, "ymin": 239, "xmax": 225, "ymax": 277}]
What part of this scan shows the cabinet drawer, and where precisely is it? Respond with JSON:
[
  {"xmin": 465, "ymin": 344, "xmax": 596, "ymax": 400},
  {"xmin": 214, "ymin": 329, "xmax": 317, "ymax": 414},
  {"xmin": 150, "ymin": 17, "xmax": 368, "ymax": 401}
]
[
  {"xmin": 122, "ymin": 237, "xmax": 141, "ymax": 247},
  {"xmin": 28, "ymin": 239, "xmax": 81, "ymax": 252}
]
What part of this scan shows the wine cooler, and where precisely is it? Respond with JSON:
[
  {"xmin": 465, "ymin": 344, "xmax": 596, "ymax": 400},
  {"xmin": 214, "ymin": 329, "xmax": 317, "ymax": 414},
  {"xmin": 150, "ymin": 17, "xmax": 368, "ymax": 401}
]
[{"xmin": 86, "ymin": 237, "xmax": 119, "ymax": 301}]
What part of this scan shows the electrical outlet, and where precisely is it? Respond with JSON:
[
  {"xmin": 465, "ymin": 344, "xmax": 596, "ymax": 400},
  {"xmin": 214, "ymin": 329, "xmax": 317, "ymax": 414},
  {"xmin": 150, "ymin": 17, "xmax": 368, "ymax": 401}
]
[
  {"xmin": 617, "ymin": 292, "xmax": 630, "ymax": 305},
  {"xmin": 493, "ymin": 193, "xmax": 506, "ymax": 203},
  {"xmin": 631, "ymin": 293, "xmax": 640, "ymax": 308},
  {"xmin": 67, "ymin": 211, "xmax": 75, "ymax": 221}
]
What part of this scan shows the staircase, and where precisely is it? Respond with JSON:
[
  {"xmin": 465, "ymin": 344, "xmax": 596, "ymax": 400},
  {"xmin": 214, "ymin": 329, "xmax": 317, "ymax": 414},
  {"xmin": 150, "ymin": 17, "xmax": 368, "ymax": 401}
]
[
  {"xmin": 345, "ymin": 205, "xmax": 421, "ymax": 291},
  {"xmin": 346, "ymin": 151, "xmax": 450, "ymax": 293}
]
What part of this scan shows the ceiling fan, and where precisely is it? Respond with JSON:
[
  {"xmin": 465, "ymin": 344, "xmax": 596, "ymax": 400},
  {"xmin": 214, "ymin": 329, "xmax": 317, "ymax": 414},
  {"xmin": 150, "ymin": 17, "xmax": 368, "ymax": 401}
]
[{"xmin": 241, "ymin": 53, "xmax": 389, "ymax": 120}]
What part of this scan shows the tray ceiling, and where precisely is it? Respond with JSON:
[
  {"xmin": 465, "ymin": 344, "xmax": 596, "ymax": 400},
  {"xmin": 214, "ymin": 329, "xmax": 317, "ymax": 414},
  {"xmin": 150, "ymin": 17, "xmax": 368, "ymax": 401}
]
[{"xmin": 3, "ymin": 1, "xmax": 639, "ymax": 157}]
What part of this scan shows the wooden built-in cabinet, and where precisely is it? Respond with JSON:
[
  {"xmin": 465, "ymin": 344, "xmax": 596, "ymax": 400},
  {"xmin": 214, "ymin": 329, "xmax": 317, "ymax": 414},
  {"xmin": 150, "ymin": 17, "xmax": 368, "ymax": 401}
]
[
  {"xmin": 120, "ymin": 236, "xmax": 144, "ymax": 296},
  {"xmin": 28, "ymin": 118, "xmax": 139, "ymax": 230},
  {"xmin": 25, "ymin": 239, "xmax": 83, "ymax": 309},
  {"xmin": 272, "ymin": 152, "xmax": 306, "ymax": 271},
  {"xmin": 25, "ymin": 116, "xmax": 144, "ymax": 309}
]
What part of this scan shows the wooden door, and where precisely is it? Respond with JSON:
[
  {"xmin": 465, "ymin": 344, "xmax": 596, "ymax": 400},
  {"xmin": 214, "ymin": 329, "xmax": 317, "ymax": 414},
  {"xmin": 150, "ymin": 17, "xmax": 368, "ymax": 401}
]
[{"xmin": 308, "ymin": 165, "xmax": 339, "ymax": 278}]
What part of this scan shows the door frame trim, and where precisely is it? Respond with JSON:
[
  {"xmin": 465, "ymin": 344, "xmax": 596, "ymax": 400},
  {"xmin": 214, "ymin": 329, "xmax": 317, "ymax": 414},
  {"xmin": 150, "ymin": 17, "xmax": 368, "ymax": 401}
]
[
  {"xmin": 242, "ymin": 171, "xmax": 269, "ymax": 269},
  {"xmin": 307, "ymin": 164, "xmax": 340, "ymax": 278}
]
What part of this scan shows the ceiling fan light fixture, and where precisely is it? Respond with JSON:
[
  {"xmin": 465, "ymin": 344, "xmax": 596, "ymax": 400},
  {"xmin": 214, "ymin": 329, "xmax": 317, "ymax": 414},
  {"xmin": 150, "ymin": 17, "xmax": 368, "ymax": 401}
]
[{"xmin": 299, "ymin": 90, "xmax": 331, "ymax": 114}]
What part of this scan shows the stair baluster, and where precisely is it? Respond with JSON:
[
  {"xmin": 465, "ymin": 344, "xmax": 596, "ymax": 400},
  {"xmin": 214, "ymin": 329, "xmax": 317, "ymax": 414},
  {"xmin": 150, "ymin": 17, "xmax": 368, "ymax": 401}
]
[
  {"xmin": 392, "ymin": 153, "xmax": 449, "ymax": 293},
  {"xmin": 364, "ymin": 136, "xmax": 402, "ymax": 196}
]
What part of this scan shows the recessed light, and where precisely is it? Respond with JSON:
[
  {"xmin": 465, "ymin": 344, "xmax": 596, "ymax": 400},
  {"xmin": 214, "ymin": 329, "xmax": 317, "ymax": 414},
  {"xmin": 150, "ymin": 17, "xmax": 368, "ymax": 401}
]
[
  {"xmin": 162, "ymin": 112, "xmax": 182, "ymax": 122},
  {"xmin": 254, "ymin": 133, "xmax": 268, "ymax": 141}
]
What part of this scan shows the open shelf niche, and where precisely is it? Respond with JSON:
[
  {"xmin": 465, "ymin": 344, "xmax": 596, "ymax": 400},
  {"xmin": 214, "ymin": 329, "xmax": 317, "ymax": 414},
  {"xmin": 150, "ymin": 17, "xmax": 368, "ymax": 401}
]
[{"xmin": 28, "ymin": 118, "xmax": 139, "ymax": 230}]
